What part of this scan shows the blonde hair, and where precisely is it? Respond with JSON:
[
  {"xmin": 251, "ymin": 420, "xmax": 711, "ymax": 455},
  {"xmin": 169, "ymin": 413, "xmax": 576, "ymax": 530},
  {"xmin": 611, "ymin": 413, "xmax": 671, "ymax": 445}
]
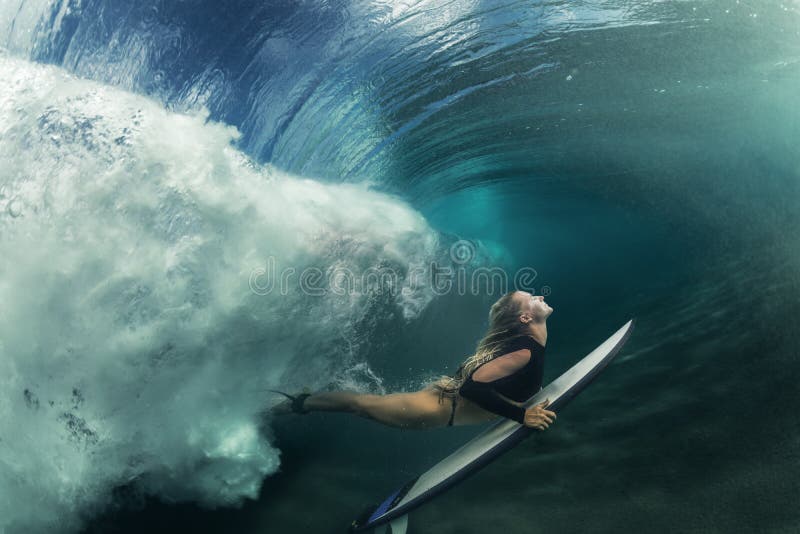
[{"xmin": 433, "ymin": 291, "xmax": 529, "ymax": 401}]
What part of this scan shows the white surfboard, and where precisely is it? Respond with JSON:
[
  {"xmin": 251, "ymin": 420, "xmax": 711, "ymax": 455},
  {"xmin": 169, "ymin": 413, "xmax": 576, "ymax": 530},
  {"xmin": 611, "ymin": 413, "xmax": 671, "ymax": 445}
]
[{"xmin": 350, "ymin": 319, "xmax": 635, "ymax": 533}]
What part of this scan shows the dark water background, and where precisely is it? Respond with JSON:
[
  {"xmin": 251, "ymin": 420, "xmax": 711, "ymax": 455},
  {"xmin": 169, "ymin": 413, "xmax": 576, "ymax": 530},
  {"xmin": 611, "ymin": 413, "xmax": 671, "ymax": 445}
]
[{"xmin": 2, "ymin": 1, "xmax": 799, "ymax": 532}]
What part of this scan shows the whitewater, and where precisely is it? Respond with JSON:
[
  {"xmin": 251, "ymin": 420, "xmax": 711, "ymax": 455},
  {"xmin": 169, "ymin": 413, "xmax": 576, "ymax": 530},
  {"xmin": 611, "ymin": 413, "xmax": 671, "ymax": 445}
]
[{"xmin": 0, "ymin": 51, "xmax": 454, "ymax": 533}]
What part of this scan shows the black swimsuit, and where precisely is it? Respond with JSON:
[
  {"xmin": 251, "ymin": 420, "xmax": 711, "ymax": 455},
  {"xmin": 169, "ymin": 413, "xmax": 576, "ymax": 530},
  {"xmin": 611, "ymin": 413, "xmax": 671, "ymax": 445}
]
[{"xmin": 452, "ymin": 335, "xmax": 546, "ymax": 425}]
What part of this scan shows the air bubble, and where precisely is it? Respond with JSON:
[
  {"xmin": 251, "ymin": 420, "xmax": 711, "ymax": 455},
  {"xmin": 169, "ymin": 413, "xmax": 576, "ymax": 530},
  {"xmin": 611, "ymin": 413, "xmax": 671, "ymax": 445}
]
[{"xmin": 7, "ymin": 197, "xmax": 22, "ymax": 217}]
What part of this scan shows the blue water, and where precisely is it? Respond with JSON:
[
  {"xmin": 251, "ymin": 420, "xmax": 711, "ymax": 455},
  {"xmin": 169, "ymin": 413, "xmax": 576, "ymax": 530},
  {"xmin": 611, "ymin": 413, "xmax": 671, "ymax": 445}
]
[{"xmin": 1, "ymin": 1, "xmax": 799, "ymax": 533}]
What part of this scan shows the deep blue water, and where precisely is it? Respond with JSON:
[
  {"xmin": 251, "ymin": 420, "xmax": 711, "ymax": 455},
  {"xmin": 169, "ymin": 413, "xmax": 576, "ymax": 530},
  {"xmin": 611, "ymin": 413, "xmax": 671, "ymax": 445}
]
[{"xmin": 1, "ymin": 1, "xmax": 799, "ymax": 533}]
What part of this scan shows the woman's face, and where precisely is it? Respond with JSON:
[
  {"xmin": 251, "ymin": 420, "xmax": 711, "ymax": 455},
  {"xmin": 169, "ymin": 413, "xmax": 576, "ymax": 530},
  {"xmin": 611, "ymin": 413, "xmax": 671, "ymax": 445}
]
[{"xmin": 513, "ymin": 291, "xmax": 553, "ymax": 323}]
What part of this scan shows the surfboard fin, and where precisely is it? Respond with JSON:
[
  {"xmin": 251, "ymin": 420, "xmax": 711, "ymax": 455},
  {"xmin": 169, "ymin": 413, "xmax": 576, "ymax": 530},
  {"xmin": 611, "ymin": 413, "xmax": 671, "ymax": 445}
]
[
  {"xmin": 391, "ymin": 514, "xmax": 408, "ymax": 534},
  {"xmin": 374, "ymin": 514, "xmax": 408, "ymax": 534},
  {"xmin": 389, "ymin": 515, "xmax": 408, "ymax": 534}
]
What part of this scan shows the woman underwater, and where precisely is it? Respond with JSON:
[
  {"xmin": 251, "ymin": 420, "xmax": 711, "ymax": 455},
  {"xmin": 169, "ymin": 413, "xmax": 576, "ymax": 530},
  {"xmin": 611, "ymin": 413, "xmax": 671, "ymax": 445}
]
[{"xmin": 273, "ymin": 290, "xmax": 557, "ymax": 431}]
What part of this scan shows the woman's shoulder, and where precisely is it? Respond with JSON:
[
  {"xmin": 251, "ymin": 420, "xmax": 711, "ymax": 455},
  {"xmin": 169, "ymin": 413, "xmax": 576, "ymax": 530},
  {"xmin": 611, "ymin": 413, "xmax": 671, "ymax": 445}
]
[
  {"xmin": 471, "ymin": 348, "xmax": 531, "ymax": 382},
  {"xmin": 502, "ymin": 334, "xmax": 545, "ymax": 353}
]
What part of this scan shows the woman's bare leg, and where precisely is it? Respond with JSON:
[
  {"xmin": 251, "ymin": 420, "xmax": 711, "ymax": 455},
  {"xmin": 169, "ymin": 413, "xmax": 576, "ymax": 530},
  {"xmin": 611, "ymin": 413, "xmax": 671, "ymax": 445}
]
[{"xmin": 303, "ymin": 389, "xmax": 450, "ymax": 429}]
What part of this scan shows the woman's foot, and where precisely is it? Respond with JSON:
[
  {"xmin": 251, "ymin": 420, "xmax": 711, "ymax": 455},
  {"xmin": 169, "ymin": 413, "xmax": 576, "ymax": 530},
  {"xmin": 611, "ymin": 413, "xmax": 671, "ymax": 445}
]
[{"xmin": 269, "ymin": 390, "xmax": 312, "ymax": 415}]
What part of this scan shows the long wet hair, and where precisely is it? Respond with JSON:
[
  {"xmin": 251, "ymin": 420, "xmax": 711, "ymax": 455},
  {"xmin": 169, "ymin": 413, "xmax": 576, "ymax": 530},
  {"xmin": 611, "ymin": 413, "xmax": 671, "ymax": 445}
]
[{"xmin": 433, "ymin": 291, "xmax": 529, "ymax": 401}]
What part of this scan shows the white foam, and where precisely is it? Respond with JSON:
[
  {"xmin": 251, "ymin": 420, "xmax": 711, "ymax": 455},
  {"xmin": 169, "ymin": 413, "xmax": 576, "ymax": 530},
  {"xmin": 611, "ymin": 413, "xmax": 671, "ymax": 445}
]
[{"xmin": 0, "ymin": 53, "xmax": 443, "ymax": 533}]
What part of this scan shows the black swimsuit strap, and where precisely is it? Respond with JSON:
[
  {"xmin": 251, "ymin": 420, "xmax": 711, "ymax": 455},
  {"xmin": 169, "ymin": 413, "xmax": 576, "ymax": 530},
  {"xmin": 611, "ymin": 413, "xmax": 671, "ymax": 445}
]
[{"xmin": 447, "ymin": 395, "xmax": 457, "ymax": 426}]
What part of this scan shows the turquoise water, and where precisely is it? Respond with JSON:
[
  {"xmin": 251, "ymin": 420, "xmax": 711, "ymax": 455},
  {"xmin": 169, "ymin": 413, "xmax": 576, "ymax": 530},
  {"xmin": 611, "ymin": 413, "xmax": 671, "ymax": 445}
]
[{"xmin": 1, "ymin": 1, "xmax": 798, "ymax": 532}]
